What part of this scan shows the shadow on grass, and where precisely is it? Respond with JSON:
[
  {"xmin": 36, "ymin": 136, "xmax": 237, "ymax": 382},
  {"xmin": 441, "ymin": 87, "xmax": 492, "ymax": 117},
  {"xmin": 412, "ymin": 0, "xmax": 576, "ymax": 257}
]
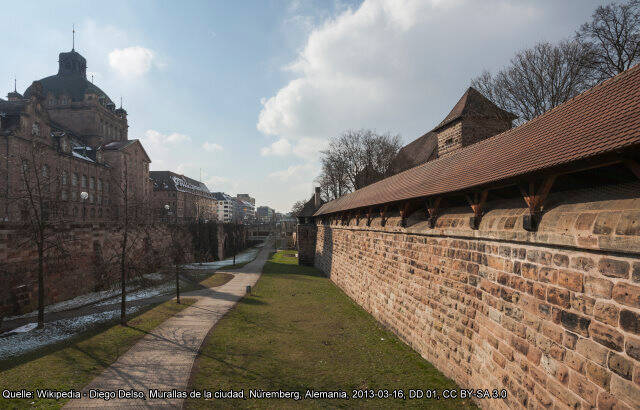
[
  {"xmin": 262, "ymin": 261, "xmax": 325, "ymax": 278},
  {"xmin": 0, "ymin": 300, "xmax": 163, "ymax": 372},
  {"xmin": 127, "ymin": 324, "xmax": 296, "ymax": 389},
  {"xmin": 238, "ymin": 298, "xmax": 267, "ymax": 306}
]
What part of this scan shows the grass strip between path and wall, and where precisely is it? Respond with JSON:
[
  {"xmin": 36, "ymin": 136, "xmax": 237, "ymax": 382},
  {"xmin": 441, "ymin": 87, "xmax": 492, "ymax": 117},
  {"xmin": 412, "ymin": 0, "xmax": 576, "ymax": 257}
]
[
  {"xmin": 186, "ymin": 251, "xmax": 476, "ymax": 409},
  {"xmin": 0, "ymin": 298, "xmax": 196, "ymax": 409}
]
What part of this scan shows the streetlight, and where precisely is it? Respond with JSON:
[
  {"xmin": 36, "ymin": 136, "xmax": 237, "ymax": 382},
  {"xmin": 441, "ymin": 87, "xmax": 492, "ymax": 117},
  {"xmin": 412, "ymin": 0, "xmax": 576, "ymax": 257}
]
[
  {"xmin": 80, "ymin": 191, "xmax": 88, "ymax": 221},
  {"xmin": 164, "ymin": 204, "xmax": 170, "ymax": 223}
]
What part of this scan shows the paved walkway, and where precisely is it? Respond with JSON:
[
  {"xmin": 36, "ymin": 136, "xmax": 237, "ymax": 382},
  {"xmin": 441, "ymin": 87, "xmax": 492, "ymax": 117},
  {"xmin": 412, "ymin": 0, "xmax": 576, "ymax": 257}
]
[{"xmin": 64, "ymin": 238, "xmax": 273, "ymax": 409}]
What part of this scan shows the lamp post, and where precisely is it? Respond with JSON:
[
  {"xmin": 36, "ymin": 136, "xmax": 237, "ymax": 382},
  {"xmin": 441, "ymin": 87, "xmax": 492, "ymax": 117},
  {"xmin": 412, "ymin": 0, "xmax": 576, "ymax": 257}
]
[
  {"xmin": 80, "ymin": 191, "xmax": 88, "ymax": 221},
  {"xmin": 166, "ymin": 204, "xmax": 180, "ymax": 303}
]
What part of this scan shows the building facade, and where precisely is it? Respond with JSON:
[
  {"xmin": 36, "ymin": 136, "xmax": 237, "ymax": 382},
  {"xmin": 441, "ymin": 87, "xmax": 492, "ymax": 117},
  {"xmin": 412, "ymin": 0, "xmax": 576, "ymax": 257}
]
[
  {"xmin": 214, "ymin": 192, "xmax": 235, "ymax": 223},
  {"xmin": 149, "ymin": 171, "xmax": 217, "ymax": 222},
  {"xmin": 256, "ymin": 206, "xmax": 275, "ymax": 223},
  {"xmin": 0, "ymin": 47, "xmax": 151, "ymax": 223}
]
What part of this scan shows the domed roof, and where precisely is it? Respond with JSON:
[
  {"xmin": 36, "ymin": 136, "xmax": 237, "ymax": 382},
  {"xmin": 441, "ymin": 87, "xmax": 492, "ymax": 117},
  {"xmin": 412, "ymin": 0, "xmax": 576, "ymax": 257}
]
[{"xmin": 23, "ymin": 49, "xmax": 114, "ymax": 105}]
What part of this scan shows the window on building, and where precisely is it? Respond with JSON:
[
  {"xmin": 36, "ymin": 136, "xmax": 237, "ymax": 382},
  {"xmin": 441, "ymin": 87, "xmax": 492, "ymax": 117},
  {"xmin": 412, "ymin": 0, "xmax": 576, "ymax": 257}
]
[
  {"xmin": 61, "ymin": 190, "xmax": 67, "ymax": 201},
  {"xmin": 72, "ymin": 172, "xmax": 78, "ymax": 186},
  {"xmin": 90, "ymin": 177, "xmax": 95, "ymax": 190},
  {"xmin": 21, "ymin": 159, "xmax": 29, "ymax": 175},
  {"xmin": 42, "ymin": 165, "xmax": 49, "ymax": 178},
  {"xmin": 98, "ymin": 208, "xmax": 102, "ymax": 217},
  {"xmin": 97, "ymin": 178, "xmax": 102, "ymax": 191},
  {"xmin": 89, "ymin": 193, "xmax": 94, "ymax": 204},
  {"xmin": 62, "ymin": 171, "xmax": 68, "ymax": 185},
  {"xmin": 90, "ymin": 208, "xmax": 95, "ymax": 217},
  {"xmin": 73, "ymin": 207, "xmax": 78, "ymax": 216},
  {"xmin": 98, "ymin": 195, "xmax": 102, "ymax": 205},
  {"xmin": 81, "ymin": 175, "xmax": 87, "ymax": 188}
]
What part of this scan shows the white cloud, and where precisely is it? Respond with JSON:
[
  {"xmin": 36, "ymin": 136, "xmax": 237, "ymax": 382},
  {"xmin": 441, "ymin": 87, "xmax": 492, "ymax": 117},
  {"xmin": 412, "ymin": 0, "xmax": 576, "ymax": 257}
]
[
  {"xmin": 268, "ymin": 163, "xmax": 318, "ymax": 182},
  {"xmin": 260, "ymin": 138, "xmax": 292, "ymax": 156},
  {"xmin": 109, "ymin": 46, "xmax": 155, "ymax": 77},
  {"xmin": 202, "ymin": 142, "xmax": 223, "ymax": 152},
  {"xmin": 140, "ymin": 130, "xmax": 192, "ymax": 174},
  {"xmin": 142, "ymin": 130, "xmax": 190, "ymax": 145},
  {"xmin": 257, "ymin": 0, "xmax": 548, "ymax": 147}
]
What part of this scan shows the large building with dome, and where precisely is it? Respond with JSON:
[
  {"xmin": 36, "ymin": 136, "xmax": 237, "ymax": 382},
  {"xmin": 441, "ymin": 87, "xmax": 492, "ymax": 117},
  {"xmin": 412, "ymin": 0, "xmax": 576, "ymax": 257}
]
[{"xmin": 0, "ymin": 47, "xmax": 152, "ymax": 222}]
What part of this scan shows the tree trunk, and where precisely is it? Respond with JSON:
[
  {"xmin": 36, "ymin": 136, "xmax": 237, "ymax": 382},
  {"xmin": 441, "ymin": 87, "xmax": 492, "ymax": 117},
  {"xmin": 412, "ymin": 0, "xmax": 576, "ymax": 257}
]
[
  {"xmin": 175, "ymin": 263, "xmax": 180, "ymax": 304},
  {"xmin": 37, "ymin": 243, "xmax": 44, "ymax": 329},
  {"xmin": 120, "ymin": 229, "xmax": 128, "ymax": 326}
]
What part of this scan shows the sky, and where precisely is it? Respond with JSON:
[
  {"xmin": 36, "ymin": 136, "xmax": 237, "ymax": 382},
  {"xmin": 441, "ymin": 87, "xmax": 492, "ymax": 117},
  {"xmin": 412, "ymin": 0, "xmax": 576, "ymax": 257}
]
[{"xmin": 0, "ymin": 0, "xmax": 610, "ymax": 212}]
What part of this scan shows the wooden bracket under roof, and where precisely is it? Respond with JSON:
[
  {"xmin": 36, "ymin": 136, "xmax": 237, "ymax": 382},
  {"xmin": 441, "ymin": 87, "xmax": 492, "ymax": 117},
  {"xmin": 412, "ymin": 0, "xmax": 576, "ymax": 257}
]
[
  {"xmin": 518, "ymin": 175, "xmax": 556, "ymax": 231},
  {"xmin": 465, "ymin": 189, "xmax": 488, "ymax": 230},
  {"xmin": 400, "ymin": 200, "xmax": 420, "ymax": 227},
  {"xmin": 379, "ymin": 205, "xmax": 389, "ymax": 226},
  {"xmin": 425, "ymin": 197, "xmax": 442, "ymax": 228},
  {"xmin": 366, "ymin": 207, "xmax": 374, "ymax": 226},
  {"xmin": 624, "ymin": 159, "xmax": 640, "ymax": 180}
]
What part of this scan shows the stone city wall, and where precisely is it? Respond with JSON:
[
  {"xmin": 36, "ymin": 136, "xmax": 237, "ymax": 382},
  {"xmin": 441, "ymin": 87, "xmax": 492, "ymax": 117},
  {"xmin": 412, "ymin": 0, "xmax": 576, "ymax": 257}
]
[
  {"xmin": 0, "ymin": 222, "xmax": 192, "ymax": 316},
  {"xmin": 0, "ymin": 221, "xmax": 248, "ymax": 317},
  {"xmin": 313, "ymin": 182, "xmax": 640, "ymax": 409}
]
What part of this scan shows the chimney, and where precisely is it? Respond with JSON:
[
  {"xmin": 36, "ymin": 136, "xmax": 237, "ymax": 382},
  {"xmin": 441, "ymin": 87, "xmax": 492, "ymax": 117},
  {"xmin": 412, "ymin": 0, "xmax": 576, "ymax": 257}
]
[{"xmin": 314, "ymin": 186, "xmax": 321, "ymax": 208}]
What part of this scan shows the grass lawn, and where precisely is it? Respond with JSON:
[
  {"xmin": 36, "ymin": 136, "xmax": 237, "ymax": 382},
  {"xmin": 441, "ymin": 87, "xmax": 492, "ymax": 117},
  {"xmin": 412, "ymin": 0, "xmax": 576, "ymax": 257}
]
[
  {"xmin": 199, "ymin": 272, "xmax": 235, "ymax": 288},
  {"xmin": 180, "ymin": 270, "xmax": 235, "ymax": 293},
  {"xmin": 0, "ymin": 298, "xmax": 196, "ymax": 409},
  {"xmin": 186, "ymin": 251, "xmax": 476, "ymax": 409}
]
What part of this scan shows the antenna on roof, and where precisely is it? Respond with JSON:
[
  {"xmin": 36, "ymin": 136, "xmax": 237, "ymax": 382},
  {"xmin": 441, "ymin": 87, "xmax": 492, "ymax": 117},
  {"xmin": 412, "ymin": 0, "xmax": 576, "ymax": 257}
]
[
  {"xmin": 14, "ymin": 78, "xmax": 16, "ymax": 93},
  {"xmin": 120, "ymin": 96, "xmax": 123, "ymax": 109},
  {"xmin": 91, "ymin": 74, "xmax": 94, "ymax": 83},
  {"xmin": 72, "ymin": 24, "xmax": 75, "ymax": 51}
]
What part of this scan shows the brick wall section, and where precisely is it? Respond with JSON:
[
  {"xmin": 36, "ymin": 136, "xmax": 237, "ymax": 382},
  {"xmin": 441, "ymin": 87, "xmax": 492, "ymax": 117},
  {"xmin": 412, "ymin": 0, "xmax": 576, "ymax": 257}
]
[
  {"xmin": 297, "ymin": 223, "xmax": 317, "ymax": 266},
  {"xmin": 436, "ymin": 121, "xmax": 463, "ymax": 157},
  {"xmin": 0, "ymin": 222, "xmax": 193, "ymax": 316},
  {"xmin": 462, "ymin": 117, "xmax": 512, "ymax": 147},
  {"xmin": 314, "ymin": 182, "xmax": 640, "ymax": 409}
]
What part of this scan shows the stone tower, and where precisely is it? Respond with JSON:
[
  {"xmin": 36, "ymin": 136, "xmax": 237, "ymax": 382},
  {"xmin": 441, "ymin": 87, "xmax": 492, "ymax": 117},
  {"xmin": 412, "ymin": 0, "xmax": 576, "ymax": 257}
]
[{"xmin": 433, "ymin": 87, "xmax": 516, "ymax": 157}]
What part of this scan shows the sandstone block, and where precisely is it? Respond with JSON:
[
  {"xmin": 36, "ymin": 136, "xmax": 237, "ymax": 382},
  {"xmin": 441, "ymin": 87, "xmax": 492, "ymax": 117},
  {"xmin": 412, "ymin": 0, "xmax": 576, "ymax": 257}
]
[
  {"xmin": 598, "ymin": 258, "xmax": 630, "ymax": 279},
  {"xmin": 576, "ymin": 338, "xmax": 609, "ymax": 366},
  {"xmin": 625, "ymin": 335, "xmax": 640, "ymax": 361},
  {"xmin": 620, "ymin": 309, "xmax": 640, "ymax": 335},
  {"xmin": 584, "ymin": 275, "xmax": 613, "ymax": 299},
  {"xmin": 561, "ymin": 311, "xmax": 591, "ymax": 337},
  {"xmin": 593, "ymin": 302, "xmax": 620, "ymax": 327},
  {"xmin": 608, "ymin": 352, "xmax": 633, "ymax": 380},
  {"xmin": 612, "ymin": 283, "xmax": 640, "ymax": 309},
  {"xmin": 589, "ymin": 322, "xmax": 624, "ymax": 351},
  {"xmin": 585, "ymin": 360, "xmax": 611, "ymax": 390},
  {"xmin": 610, "ymin": 373, "xmax": 640, "ymax": 408}
]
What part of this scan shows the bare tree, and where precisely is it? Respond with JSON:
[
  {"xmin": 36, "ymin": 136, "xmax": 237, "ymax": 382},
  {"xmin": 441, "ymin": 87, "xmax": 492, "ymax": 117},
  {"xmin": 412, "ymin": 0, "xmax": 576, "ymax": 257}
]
[
  {"xmin": 471, "ymin": 40, "xmax": 596, "ymax": 122},
  {"xmin": 10, "ymin": 140, "xmax": 70, "ymax": 328},
  {"xmin": 576, "ymin": 1, "xmax": 640, "ymax": 80},
  {"xmin": 106, "ymin": 157, "xmax": 152, "ymax": 325},
  {"xmin": 316, "ymin": 129, "xmax": 401, "ymax": 200},
  {"xmin": 290, "ymin": 200, "xmax": 306, "ymax": 217}
]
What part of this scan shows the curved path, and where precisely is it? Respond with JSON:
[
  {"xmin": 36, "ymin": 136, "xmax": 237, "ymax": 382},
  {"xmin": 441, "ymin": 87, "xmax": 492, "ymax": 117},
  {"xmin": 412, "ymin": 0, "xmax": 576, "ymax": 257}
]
[{"xmin": 65, "ymin": 238, "xmax": 273, "ymax": 409}]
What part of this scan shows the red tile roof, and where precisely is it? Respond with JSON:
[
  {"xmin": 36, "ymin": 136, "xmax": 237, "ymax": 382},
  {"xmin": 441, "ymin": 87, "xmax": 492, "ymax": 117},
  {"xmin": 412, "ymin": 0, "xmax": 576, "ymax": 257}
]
[
  {"xmin": 315, "ymin": 64, "xmax": 640, "ymax": 216},
  {"xmin": 388, "ymin": 131, "xmax": 438, "ymax": 175}
]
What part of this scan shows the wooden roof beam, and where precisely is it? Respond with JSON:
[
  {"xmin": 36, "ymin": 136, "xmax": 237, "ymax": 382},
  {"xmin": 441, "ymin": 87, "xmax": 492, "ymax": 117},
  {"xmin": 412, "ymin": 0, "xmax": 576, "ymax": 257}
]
[
  {"xmin": 465, "ymin": 189, "xmax": 488, "ymax": 230},
  {"xmin": 425, "ymin": 197, "xmax": 442, "ymax": 228},
  {"xmin": 518, "ymin": 175, "xmax": 556, "ymax": 231}
]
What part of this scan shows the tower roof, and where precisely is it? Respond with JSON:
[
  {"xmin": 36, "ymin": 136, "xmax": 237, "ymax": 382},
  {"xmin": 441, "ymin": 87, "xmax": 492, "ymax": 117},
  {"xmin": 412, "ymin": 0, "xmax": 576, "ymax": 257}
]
[
  {"xmin": 432, "ymin": 87, "xmax": 517, "ymax": 132},
  {"xmin": 23, "ymin": 49, "xmax": 114, "ymax": 105}
]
